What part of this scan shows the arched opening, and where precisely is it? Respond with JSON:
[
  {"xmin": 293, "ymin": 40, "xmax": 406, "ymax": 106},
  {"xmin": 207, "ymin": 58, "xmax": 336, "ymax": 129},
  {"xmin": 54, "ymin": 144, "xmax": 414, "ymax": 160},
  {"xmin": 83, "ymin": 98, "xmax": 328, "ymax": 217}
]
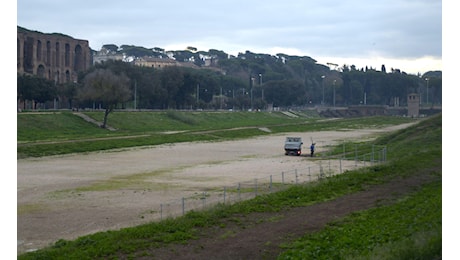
[
  {"xmin": 36, "ymin": 40, "xmax": 42, "ymax": 61},
  {"xmin": 65, "ymin": 70, "xmax": 71, "ymax": 83},
  {"xmin": 24, "ymin": 37, "xmax": 34, "ymax": 73},
  {"xmin": 17, "ymin": 38, "xmax": 21, "ymax": 69},
  {"xmin": 65, "ymin": 43, "xmax": 70, "ymax": 67},
  {"xmin": 46, "ymin": 41, "xmax": 51, "ymax": 66},
  {"xmin": 74, "ymin": 44, "xmax": 84, "ymax": 72},
  {"xmin": 37, "ymin": 64, "xmax": 46, "ymax": 78},
  {"xmin": 55, "ymin": 42, "xmax": 60, "ymax": 67},
  {"xmin": 55, "ymin": 70, "xmax": 60, "ymax": 83}
]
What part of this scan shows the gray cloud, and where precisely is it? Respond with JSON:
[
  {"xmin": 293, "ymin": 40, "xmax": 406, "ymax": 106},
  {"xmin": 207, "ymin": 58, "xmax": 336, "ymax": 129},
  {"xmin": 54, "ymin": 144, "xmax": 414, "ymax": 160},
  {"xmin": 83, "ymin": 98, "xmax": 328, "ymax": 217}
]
[{"xmin": 17, "ymin": 0, "xmax": 442, "ymax": 73}]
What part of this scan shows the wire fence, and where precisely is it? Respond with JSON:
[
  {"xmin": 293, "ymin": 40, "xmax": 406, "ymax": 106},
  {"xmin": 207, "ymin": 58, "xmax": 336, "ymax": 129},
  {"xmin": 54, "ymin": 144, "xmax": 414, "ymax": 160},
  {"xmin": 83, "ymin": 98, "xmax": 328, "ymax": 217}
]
[{"xmin": 157, "ymin": 144, "xmax": 387, "ymax": 221}]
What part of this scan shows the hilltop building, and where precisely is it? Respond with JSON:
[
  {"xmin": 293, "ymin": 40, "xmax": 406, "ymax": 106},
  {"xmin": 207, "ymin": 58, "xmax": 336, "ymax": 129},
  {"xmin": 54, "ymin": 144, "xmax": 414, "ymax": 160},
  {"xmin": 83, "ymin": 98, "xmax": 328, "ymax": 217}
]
[
  {"xmin": 92, "ymin": 47, "xmax": 124, "ymax": 65},
  {"xmin": 133, "ymin": 56, "xmax": 181, "ymax": 68}
]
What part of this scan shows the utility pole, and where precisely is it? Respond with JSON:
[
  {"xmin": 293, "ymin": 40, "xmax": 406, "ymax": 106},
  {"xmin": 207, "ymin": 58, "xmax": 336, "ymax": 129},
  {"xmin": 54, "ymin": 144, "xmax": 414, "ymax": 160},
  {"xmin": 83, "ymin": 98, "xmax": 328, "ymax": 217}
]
[
  {"xmin": 134, "ymin": 80, "xmax": 137, "ymax": 110},
  {"xmin": 425, "ymin": 78, "xmax": 429, "ymax": 105},
  {"xmin": 250, "ymin": 76, "xmax": 254, "ymax": 111},
  {"xmin": 259, "ymin": 74, "xmax": 264, "ymax": 101},
  {"xmin": 196, "ymin": 84, "xmax": 199, "ymax": 108},
  {"xmin": 321, "ymin": 75, "xmax": 325, "ymax": 105},
  {"xmin": 333, "ymin": 79, "xmax": 336, "ymax": 108},
  {"xmin": 220, "ymin": 87, "xmax": 223, "ymax": 110}
]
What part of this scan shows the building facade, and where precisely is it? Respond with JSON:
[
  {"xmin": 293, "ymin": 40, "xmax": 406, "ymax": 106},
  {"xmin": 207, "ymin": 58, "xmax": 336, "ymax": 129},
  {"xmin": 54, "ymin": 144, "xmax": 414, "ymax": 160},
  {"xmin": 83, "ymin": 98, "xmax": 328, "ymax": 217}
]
[
  {"xmin": 133, "ymin": 57, "xmax": 179, "ymax": 68},
  {"xmin": 17, "ymin": 26, "xmax": 92, "ymax": 84}
]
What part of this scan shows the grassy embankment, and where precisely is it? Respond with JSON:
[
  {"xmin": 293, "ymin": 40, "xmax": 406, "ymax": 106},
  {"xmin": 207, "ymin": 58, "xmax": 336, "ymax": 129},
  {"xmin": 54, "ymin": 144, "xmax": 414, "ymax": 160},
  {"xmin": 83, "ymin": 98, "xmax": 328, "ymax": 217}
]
[
  {"xmin": 17, "ymin": 112, "xmax": 441, "ymax": 259},
  {"xmin": 18, "ymin": 110, "xmax": 415, "ymax": 158}
]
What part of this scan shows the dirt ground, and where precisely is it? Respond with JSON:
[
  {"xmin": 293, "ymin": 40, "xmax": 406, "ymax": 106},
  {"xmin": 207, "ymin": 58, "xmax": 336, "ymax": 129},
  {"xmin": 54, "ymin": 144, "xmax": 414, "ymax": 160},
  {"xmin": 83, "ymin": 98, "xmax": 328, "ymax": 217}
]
[{"xmin": 17, "ymin": 123, "xmax": 415, "ymax": 255}]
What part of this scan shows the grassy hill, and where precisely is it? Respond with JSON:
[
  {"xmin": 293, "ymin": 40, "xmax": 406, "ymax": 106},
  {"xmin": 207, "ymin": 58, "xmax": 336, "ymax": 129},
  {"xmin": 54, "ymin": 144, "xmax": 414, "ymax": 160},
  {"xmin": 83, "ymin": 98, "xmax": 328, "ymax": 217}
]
[{"xmin": 18, "ymin": 110, "xmax": 416, "ymax": 158}]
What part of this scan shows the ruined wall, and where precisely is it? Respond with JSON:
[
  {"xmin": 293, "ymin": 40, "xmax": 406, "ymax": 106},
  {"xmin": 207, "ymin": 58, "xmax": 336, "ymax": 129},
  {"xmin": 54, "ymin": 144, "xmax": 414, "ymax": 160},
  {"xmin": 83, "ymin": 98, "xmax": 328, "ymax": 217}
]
[{"xmin": 17, "ymin": 26, "xmax": 92, "ymax": 84}]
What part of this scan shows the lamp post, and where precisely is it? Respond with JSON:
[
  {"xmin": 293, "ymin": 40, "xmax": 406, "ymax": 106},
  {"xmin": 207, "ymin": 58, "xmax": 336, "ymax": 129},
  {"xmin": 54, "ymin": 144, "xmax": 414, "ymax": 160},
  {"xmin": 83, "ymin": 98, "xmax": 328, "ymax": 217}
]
[
  {"xmin": 134, "ymin": 79, "xmax": 137, "ymax": 110},
  {"xmin": 220, "ymin": 87, "xmax": 223, "ymax": 110},
  {"xmin": 259, "ymin": 73, "xmax": 264, "ymax": 101},
  {"xmin": 333, "ymin": 79, "xmax": 336, "ymax": 108},
  {"xmin": 196, "ymin": 84, "xmax": 200, "ymax": 109},
  {"xmin": 250, "ymin": 77, "xmax": 254, "ymax": 111},
  {"xmin": 425, "ymin": 78, "xmax": 429, "ymax": 105},
  {"xmin": 321, "ymin": 75, "xmax": 325, "ymax": 105}
]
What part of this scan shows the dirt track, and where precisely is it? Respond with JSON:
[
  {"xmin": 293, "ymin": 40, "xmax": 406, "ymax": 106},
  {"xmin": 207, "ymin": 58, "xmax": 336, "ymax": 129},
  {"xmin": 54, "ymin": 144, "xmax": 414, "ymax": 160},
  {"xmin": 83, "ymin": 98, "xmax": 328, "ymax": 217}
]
[{"xmin": 17, "ymin": 123, "xmax": 414, "ymax": 254}]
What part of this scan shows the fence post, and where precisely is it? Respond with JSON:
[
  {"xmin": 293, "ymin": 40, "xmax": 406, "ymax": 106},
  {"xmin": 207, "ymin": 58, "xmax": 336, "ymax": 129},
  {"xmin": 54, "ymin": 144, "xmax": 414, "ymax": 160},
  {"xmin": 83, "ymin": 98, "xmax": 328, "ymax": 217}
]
[
  {"xmin": 160, "ymin": 203, "xmax": 163, "ymax": 221},
  {"xmin": 282, "ymin": 171, "xmax": 285, "ymax": 184},
  {"xmin": 319, "ymin": 161, "xmax": 324, "ymax": 180},
  {"xmin": 372, "ymin": 144, "xmax": 375, "ymax": 163},
  {"xmin": 182, "ymin": 197, "xmax": 185, "ymax": 216},
  {"xmin": 295, "ymin": 169, "xmax": 298, "ymax": 184},
  {"xmin": 269, "ymin": 175, "xmax": 273, "ymax": 192},
  {"xmin": 254, "ymin": 178, "xmax": 258, "ymax": 197},
  {"xmin": 308, "ymin": 167, "xmax": 311, "ymax": 182},
  {"xmin": 238, "ymin": 183, "xmax": 241, "ymax": 200},
  {"xmin": 355, "ymin": 144, "xmax": 358, "ymax": 167},
  {"xmin": 223, "ymin": 186, "xmax": 226, "ymax": 204},
  {"xmin": 202, "ymin": 192, "xmax": 206, "ymax": 209},
  {"xmin": 340, "ymin": 158, "xmax": 342, "ymax": 174}
]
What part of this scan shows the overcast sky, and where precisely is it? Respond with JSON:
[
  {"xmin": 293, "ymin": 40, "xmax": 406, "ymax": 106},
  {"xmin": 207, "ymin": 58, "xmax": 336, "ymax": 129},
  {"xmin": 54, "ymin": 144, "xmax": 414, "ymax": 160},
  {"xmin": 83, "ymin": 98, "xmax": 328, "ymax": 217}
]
[{"xmin": 17, "ymin": 0, "xmax": 442, "ymax": 74}]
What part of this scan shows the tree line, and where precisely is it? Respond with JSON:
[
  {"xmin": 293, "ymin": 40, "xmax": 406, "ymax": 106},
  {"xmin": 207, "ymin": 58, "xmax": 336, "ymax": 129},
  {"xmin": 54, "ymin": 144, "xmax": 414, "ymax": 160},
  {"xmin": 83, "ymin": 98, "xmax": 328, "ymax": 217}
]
[{"xmin": 17, "ymin": 51, "xmax": 442, "ymax": 113}]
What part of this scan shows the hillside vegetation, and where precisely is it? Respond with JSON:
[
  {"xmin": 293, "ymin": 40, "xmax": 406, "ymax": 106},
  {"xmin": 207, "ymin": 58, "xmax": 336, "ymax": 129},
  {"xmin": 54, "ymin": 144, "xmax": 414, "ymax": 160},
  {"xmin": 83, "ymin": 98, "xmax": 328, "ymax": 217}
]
[{"xmin": 18, "ymin": 113, "xmax": 441, "ymax": 259}]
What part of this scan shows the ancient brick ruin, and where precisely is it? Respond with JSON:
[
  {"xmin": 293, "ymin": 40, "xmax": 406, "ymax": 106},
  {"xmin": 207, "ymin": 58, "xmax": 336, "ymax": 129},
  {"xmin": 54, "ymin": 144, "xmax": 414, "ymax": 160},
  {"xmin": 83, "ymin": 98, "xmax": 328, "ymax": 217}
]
[{"xmin": 17, "ymin": 26, "xmax": 92, "ymax": 84}]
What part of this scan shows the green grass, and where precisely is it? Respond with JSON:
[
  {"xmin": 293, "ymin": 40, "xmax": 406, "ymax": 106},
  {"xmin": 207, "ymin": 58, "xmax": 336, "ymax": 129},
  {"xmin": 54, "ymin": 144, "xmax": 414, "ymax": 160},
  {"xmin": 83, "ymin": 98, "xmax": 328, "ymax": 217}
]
[
  {"xmin": 17, "ymin": 112, "xmax": 110, "ymax": 142},
  {"xmin": 17, "ymin": 111, "xmax": 417, "ymax": 158},
  {"xmin": 18, "ymin": 113, "xmax": 442, "ymax": 259},
  {"xmin": 278, "ymin": 181, "xmax": 442, "ymax": 260}
]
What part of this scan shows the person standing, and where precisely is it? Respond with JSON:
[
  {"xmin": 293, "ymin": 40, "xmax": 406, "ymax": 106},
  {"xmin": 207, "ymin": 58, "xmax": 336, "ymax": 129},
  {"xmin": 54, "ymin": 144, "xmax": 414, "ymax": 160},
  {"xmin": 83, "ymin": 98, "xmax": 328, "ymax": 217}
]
[{"xmin": 310, "ymin": 143, "xmax": 315, "ymax": 157}]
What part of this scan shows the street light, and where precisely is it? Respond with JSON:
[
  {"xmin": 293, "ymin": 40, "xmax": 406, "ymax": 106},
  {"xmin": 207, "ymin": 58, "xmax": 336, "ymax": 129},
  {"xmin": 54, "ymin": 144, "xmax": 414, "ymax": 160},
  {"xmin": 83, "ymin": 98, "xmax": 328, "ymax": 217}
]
[
  {"xmin": 134, "ymin": 79, "xmax": 137, "ymax": 110},
  {"xmin": 258, "ymin": 73, "xmax": 264, "ymax": 102},
  {"xmin": 196, "ymin": 84, "xmax": 199, "ymax": 105},
  {"xmin": 321, "ymin": 75, "xmax": 325, "ymax": 105},
  {"xmin": 425, "ymin": 78, "xmax": 429, "ymax": 104},
  {"xmin": 250, "ymin": 77, "xmax": 254, "ymax": 111},
  {"xmin": 333, "ymin": 79, "xmax": 336, "ymax": 108}
]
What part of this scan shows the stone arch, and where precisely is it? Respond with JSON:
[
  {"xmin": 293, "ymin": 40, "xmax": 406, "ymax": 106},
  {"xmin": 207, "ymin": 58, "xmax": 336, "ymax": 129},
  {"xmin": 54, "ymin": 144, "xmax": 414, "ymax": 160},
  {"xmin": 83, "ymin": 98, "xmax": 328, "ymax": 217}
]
[
  {"xmin": 74, "ymin": 44, "xmax": 84, "ymax": 72},
  {"xmin": 24, "ymin": 37, "xmax": 34, "ymax": 73},
  {"xmin": 46, "ymin": 41, "xmax": 51, "ymax": 66},
  {"xmin": 65, "ymin": 43, "xmax": 70, "ymax": 67},
  {"xmin": 37, "ymin": 40, "xmax": 42, "ymax": 61},
  {"xmin": 37, "ymin": 64, "xmax": 46, "ymax": 78},
  {"xmin": 55, "ymin": 70, "xmax": 60, "ymax": 83},
  {"xmin": 65, "ymin": 70, "xmax": 71, "ymax": 83},
  {"xmin": 55, "ymin": 42, "xmax": 60, "ymax": 67}
]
